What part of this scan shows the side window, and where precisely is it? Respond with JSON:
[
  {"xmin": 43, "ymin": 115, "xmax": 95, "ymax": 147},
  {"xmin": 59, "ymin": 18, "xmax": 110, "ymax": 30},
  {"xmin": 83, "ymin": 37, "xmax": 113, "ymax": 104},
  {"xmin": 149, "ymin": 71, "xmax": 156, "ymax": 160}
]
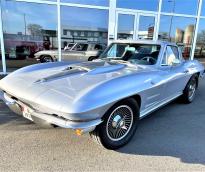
[
  {"xmin": 73, "ymin": 44, "xmax": 88, "ymax": 51},
  {"xmin": 94, "ymin": 44, "xmax": 103, "ymax": 50},
  {"xmin": 171, "ymin": 46, "xmax": 179, "ymax": 59},
  {"xmin": 161, "ymin": 46, "xmax": 180, "ymax": 66}
]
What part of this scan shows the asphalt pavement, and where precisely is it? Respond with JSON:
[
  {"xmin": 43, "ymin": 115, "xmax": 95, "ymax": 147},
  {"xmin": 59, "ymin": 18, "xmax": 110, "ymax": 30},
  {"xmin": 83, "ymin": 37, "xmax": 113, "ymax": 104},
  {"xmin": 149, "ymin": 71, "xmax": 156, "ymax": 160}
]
[{"xmin": 0, "ymin": 78, "xmax": 205, "ymax": 171}]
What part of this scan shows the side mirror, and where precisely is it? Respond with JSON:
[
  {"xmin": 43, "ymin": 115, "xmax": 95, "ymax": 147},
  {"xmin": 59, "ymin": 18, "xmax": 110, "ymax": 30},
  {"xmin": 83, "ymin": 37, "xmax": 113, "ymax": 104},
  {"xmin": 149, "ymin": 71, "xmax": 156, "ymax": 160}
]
[{"xmin": 171, "ymin": 58, "xmax": 181, "ymax": 66}]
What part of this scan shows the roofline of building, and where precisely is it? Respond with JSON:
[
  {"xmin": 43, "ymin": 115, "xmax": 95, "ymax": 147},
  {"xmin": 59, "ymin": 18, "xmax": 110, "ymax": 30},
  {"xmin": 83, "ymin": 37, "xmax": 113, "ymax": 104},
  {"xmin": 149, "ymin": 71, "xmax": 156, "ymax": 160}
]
[{"xmin": 112, "ymin": 39, "xmax": 177, "ymax": 46}]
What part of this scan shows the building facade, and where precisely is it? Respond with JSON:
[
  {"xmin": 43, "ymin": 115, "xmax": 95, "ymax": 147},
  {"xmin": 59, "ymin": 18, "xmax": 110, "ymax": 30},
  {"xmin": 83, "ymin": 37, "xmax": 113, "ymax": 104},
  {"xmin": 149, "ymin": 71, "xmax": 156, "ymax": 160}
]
[{"xmin": 0, "ymin": 0, "xmax": 205, "ymax": 74}]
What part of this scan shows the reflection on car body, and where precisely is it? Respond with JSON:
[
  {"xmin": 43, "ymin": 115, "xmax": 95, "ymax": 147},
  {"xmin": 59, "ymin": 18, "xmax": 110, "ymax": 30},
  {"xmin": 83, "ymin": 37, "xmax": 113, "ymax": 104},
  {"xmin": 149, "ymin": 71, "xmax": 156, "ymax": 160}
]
[
  {"xmin": 0, "ymin": 40, "xmax": 204, "ymax": 150},
  {"xmin": 64, "ymin": 43, "xmax": 76, "ymax": 51},
  {"xmin": 34, "ymin": 42, "xmax": 106, "ymax": 63}
]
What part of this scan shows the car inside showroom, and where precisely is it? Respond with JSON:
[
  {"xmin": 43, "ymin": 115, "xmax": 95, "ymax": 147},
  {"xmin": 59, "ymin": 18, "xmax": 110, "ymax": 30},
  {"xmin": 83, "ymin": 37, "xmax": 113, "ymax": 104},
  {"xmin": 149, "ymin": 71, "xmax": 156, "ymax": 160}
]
[{"xmin": 0, "ymin": 0, "xmax": 205, "ymax": 74}]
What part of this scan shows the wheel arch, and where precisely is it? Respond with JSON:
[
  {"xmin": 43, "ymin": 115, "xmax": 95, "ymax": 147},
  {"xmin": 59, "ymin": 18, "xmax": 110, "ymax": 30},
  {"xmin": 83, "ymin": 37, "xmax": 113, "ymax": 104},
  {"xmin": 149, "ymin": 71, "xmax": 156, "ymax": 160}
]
[
  {"xmin": 40, "ymin": 54, "xmax": 54, "ymax": 59},
  {"xmin": 196, "ymin": 72, "xmax": 200, "ymax": 88},
  {"xmin": 190, "ymin": 72, "xmax": 200, "ymax": 88},
  {"xmin": 88, "ymin": 56, "xmax": 97, "ymax": 61},
  {"xmin": 113, "ymin": 94, "xmax": 142, "ymax": 111},
  {"xmin": 100, "ymin": 94, "xmax": 142, "ymax": 120},
  {"xmin": 184, "ymin": 72, "xmax": 200, "ymax": 91},
  {"xmin": 130, "ymin": 94, "xmax": 141, "ymax": 110}
]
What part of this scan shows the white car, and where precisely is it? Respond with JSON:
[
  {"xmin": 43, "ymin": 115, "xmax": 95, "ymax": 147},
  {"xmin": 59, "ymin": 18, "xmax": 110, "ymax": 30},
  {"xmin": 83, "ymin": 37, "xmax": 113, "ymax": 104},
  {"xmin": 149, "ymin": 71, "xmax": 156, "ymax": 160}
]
[{"xmin": 34, "ymin": 42, "xmax": 106, "ymax": 63}]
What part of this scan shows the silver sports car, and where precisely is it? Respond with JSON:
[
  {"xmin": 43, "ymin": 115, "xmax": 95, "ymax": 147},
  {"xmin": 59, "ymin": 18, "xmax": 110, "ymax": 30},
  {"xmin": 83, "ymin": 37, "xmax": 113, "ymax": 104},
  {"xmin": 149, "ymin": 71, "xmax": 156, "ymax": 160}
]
[{"xmin": 0, "ymin": 40, "xmax": 204, "ymax": 149}]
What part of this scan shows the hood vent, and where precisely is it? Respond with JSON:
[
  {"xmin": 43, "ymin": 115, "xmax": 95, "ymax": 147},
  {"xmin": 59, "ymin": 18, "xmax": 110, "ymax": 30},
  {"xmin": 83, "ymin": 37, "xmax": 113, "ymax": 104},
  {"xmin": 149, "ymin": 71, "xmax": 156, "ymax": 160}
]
[
  {"xmin": 35, "ymin": 68, "xmax": 87, "ymax": 83},
  {"xmin": 34, "ymin": 62, "xmax": 127, "ymax": 83}
]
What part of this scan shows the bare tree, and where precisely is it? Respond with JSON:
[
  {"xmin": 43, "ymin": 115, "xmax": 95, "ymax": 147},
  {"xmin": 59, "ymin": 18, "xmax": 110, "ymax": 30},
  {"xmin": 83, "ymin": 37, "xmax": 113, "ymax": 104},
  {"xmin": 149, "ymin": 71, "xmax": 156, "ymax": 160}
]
[{"xmin": 27, "ymin": 24, "xmax": 43, "ymax": 37}]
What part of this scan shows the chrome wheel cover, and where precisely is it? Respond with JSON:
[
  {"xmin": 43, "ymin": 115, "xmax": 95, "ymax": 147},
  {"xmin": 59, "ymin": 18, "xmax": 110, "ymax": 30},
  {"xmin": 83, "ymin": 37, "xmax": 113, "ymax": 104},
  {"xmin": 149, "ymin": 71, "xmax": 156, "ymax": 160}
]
[
  {"xmin": 188, "ymin": 79, "xmax": 196, "ymax": 101},
  {"xmin": 106, "ymin": 105, "xmax": 133, "ymax": 141}
]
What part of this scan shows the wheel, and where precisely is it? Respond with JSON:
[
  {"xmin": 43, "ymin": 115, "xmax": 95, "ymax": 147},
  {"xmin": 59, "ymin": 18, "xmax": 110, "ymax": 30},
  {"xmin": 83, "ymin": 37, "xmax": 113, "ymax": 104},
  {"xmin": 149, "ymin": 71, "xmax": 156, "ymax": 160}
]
[
  {"xmin": 90, "ymin": 98, "xmax": 139, "ymax": 150},
  {"xmin": 40, "ymin": 55, "xmax": 53, "ymax": 63},
  {"xmin": 181, "ymin": 74, "xmax": 198, "ymax": 103},
  {"xmin": 88, "ymin": 56, "xmax": 97, "ymax": 61}
]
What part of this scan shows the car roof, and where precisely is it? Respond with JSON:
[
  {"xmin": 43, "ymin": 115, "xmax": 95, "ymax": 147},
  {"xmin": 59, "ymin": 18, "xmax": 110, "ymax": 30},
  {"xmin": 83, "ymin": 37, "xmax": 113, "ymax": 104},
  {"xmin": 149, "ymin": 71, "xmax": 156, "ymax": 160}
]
[
  {"xmin": 73, "ymin": 42, "xmax": 105, "ymax": 47},
  {"xmin": 112, "ymin": 40, "xmax": 177, "ymax": 46}
]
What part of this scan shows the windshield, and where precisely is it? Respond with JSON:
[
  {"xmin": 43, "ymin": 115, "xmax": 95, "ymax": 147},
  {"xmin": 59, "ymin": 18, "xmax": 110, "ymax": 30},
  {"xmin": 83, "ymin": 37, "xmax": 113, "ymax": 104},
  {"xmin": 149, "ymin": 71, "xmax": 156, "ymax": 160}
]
[{"xmin": 100, "ymin": 43, "xmax": 161, "ymax": 65}]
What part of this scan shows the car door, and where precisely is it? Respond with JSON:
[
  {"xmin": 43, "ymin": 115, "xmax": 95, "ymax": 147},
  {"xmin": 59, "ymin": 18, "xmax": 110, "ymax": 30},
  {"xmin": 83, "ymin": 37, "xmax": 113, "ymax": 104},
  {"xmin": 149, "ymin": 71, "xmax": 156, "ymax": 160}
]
[
  {"xmin": 63, "ymin": 43, "xmax": 88, "ymax": 61},
  {"xmin": 160, "ymin": 45, "xmax": 190, "ymax": 100}
]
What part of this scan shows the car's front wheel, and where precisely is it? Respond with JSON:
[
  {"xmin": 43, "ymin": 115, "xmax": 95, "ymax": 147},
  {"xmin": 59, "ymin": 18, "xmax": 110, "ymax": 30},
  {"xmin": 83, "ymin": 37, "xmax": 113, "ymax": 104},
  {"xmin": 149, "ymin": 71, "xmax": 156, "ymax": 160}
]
[
  {"xmin": 90, "ymin": 98, "xmax": 139, "ymax": 150},
  {"xmin": 40, "ymin": 55, "xmax": 54, "ymax": 63}
]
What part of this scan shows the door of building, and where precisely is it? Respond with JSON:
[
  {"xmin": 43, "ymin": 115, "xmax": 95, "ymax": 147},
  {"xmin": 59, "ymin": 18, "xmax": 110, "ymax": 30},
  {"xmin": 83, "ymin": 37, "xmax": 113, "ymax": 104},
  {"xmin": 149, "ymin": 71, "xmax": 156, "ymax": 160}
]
[{"xmin": 115, "ymin": 11, "xmax": 157, "ymax": 41}]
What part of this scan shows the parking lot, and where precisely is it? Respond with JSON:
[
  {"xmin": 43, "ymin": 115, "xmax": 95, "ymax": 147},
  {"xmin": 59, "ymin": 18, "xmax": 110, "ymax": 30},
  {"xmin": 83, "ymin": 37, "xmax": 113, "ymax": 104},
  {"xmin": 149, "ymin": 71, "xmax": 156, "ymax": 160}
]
[{"xmin": 0, "ymin": 78, "xmax": 205, "ymax": 171}]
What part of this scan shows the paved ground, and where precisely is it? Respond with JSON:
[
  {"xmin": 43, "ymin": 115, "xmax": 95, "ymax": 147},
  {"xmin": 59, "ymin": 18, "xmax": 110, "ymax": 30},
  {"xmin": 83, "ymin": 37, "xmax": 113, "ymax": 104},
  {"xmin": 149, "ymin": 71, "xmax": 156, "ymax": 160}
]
[{"xmin": 0, "ymin": 78, "xmax": 205, "ymax": 171}]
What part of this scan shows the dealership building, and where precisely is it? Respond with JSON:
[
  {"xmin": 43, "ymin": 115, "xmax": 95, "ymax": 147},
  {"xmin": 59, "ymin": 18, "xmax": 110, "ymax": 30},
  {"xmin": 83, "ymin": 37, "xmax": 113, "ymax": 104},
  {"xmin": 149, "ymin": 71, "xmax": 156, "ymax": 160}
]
[{"xmin": 0, "ymin": 0, "xmax": 205, "ymax": 74}]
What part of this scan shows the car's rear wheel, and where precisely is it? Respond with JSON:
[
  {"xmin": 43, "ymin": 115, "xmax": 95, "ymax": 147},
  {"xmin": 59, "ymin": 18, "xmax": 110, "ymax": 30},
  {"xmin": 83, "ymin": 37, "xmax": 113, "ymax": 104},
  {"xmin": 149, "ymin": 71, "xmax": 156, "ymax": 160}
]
[
  {"xmin": 90, "ymin": 98, "xmax": 139, "ymax": 150},
  {"xmin": 40, "ymin": 55, "xmax": 53, "ymax": 63},
  {"xmin": 181, "ymin": 74, "xmax": 198, "ymax": 103}
]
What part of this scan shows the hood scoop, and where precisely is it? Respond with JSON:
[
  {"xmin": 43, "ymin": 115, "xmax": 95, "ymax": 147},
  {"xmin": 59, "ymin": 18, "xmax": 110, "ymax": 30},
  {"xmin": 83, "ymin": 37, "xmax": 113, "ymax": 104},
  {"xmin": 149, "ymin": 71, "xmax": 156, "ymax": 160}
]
[
  {"xmin": 34, "ymin": 62, "xmax": 126, "ymax": 83},
  {"xmin": 35, "ymin": 67, "xmax": 87, "ymax": 83}
]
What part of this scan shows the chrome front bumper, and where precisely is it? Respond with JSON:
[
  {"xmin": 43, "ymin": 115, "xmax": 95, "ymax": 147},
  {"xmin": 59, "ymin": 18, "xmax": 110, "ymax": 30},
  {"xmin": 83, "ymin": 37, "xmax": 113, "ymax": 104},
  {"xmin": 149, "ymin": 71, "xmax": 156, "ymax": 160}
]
[{"xmin": 1, "ymin": 92, "xmax": 102, "ymax": 134}]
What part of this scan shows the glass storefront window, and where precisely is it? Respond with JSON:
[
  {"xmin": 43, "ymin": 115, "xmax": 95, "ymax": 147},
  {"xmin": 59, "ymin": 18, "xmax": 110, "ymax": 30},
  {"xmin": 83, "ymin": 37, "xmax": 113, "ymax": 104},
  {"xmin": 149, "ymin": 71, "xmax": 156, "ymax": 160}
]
[
  {"xmin": 194, "ymin": 19, "xmax": 205, "ymax": 65},
  {"xmin": 158, "ymin": 15, "xmax": 196, "ymax": 59},
  {"xmin": 61, "ymin": 0, "xmax": 109, "ymax": 6},
  {"xmin": 161, "ymin": 0, "xmax": 198, "ymax": 15},
  {"xmin": 201, "ymin": 0, "xmax": 205, "ymax": 16},
  {"xmin": 138, "ymin": 15, "xmax": 156, "ymax": 40},
  {"xmin": 0, "ymin": 40, "xmax": 3, "ymax": 73},
  {"xmin": 40, "ymin": 0, "xmax": 56, "ymax": 1},
  {"xmin": 117, "ymin": 14, "xmax": 135, "ymax": 40},
  {"xmin": 2, "ymin": 1, "xmax": 58, "ymax": 71},
  {"xmin": 117, "ymin": 0, "xmax": 159, "ymax": 11},
  {"xmin": 61, "ymin": 6, "xmax": 108, "ymax": 61}
]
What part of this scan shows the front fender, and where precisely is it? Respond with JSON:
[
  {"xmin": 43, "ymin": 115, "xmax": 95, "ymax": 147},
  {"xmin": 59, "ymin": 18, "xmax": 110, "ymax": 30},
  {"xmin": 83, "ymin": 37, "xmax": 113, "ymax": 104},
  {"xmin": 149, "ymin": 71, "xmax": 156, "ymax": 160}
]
[{"xmin": 71, "ymin": 73, "xmax": 153, "ymax": 114}]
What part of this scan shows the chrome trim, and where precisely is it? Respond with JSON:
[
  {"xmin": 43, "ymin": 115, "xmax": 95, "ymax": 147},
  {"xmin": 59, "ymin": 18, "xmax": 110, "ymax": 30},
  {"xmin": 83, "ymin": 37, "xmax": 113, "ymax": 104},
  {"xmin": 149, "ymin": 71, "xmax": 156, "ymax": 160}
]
[
  {"xmin": 106, "ymin": 105, "xmax": 133, "ymax": 141},
  {"xmin": 31, "ymin": 111, "xmax": 102, "ymax": 131},
  {"xmin": 140, "ymin": 93, "xmax": 182, "ymax": 119},
  {"xmin": 1, "ymin": 92, "xmax": 23, "ymax": 115},
  {"xmin": 1, "ymin": 92, "xmax": 102, "ymax": 133},
  {"xmin": 3, "ymin": 93, "xmax": 16, "ymax": 105}
]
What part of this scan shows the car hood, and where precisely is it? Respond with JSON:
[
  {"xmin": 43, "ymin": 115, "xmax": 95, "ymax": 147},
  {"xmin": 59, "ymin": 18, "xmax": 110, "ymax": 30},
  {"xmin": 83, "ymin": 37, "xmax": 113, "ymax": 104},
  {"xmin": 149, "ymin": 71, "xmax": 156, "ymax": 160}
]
[{"xmin": 0, "ymin": 60, "xmax": 156, "ymax": 114}]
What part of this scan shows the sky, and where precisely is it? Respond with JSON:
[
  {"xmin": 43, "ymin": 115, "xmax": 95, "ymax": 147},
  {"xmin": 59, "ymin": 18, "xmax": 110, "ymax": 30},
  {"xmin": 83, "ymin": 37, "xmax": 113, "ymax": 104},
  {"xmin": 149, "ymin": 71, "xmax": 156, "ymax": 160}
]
[
  {"xmin": 2, "ymin": 1, "xmax": 108, "ymax": 34},
  {"xmin": 61, "ymin": 6, "xmax": 108, "ymax": 29},
  {"xmin": 2, "ymin": 0, "xmax": 205, "ymax": 36},
  {"xmin": 117, "ymin": 0, "xmax": 199, "ymax": 15},
  {"xmin": 61, "ymin": 0, "xmax": 108, "ymax": 6},
  {"xmin": 159, "ymin": 16, "xmax": 196, "ymax": 36},
  {"xmin": 2, "ymin": 2, "xmax": 57, "ymax": 34}
]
